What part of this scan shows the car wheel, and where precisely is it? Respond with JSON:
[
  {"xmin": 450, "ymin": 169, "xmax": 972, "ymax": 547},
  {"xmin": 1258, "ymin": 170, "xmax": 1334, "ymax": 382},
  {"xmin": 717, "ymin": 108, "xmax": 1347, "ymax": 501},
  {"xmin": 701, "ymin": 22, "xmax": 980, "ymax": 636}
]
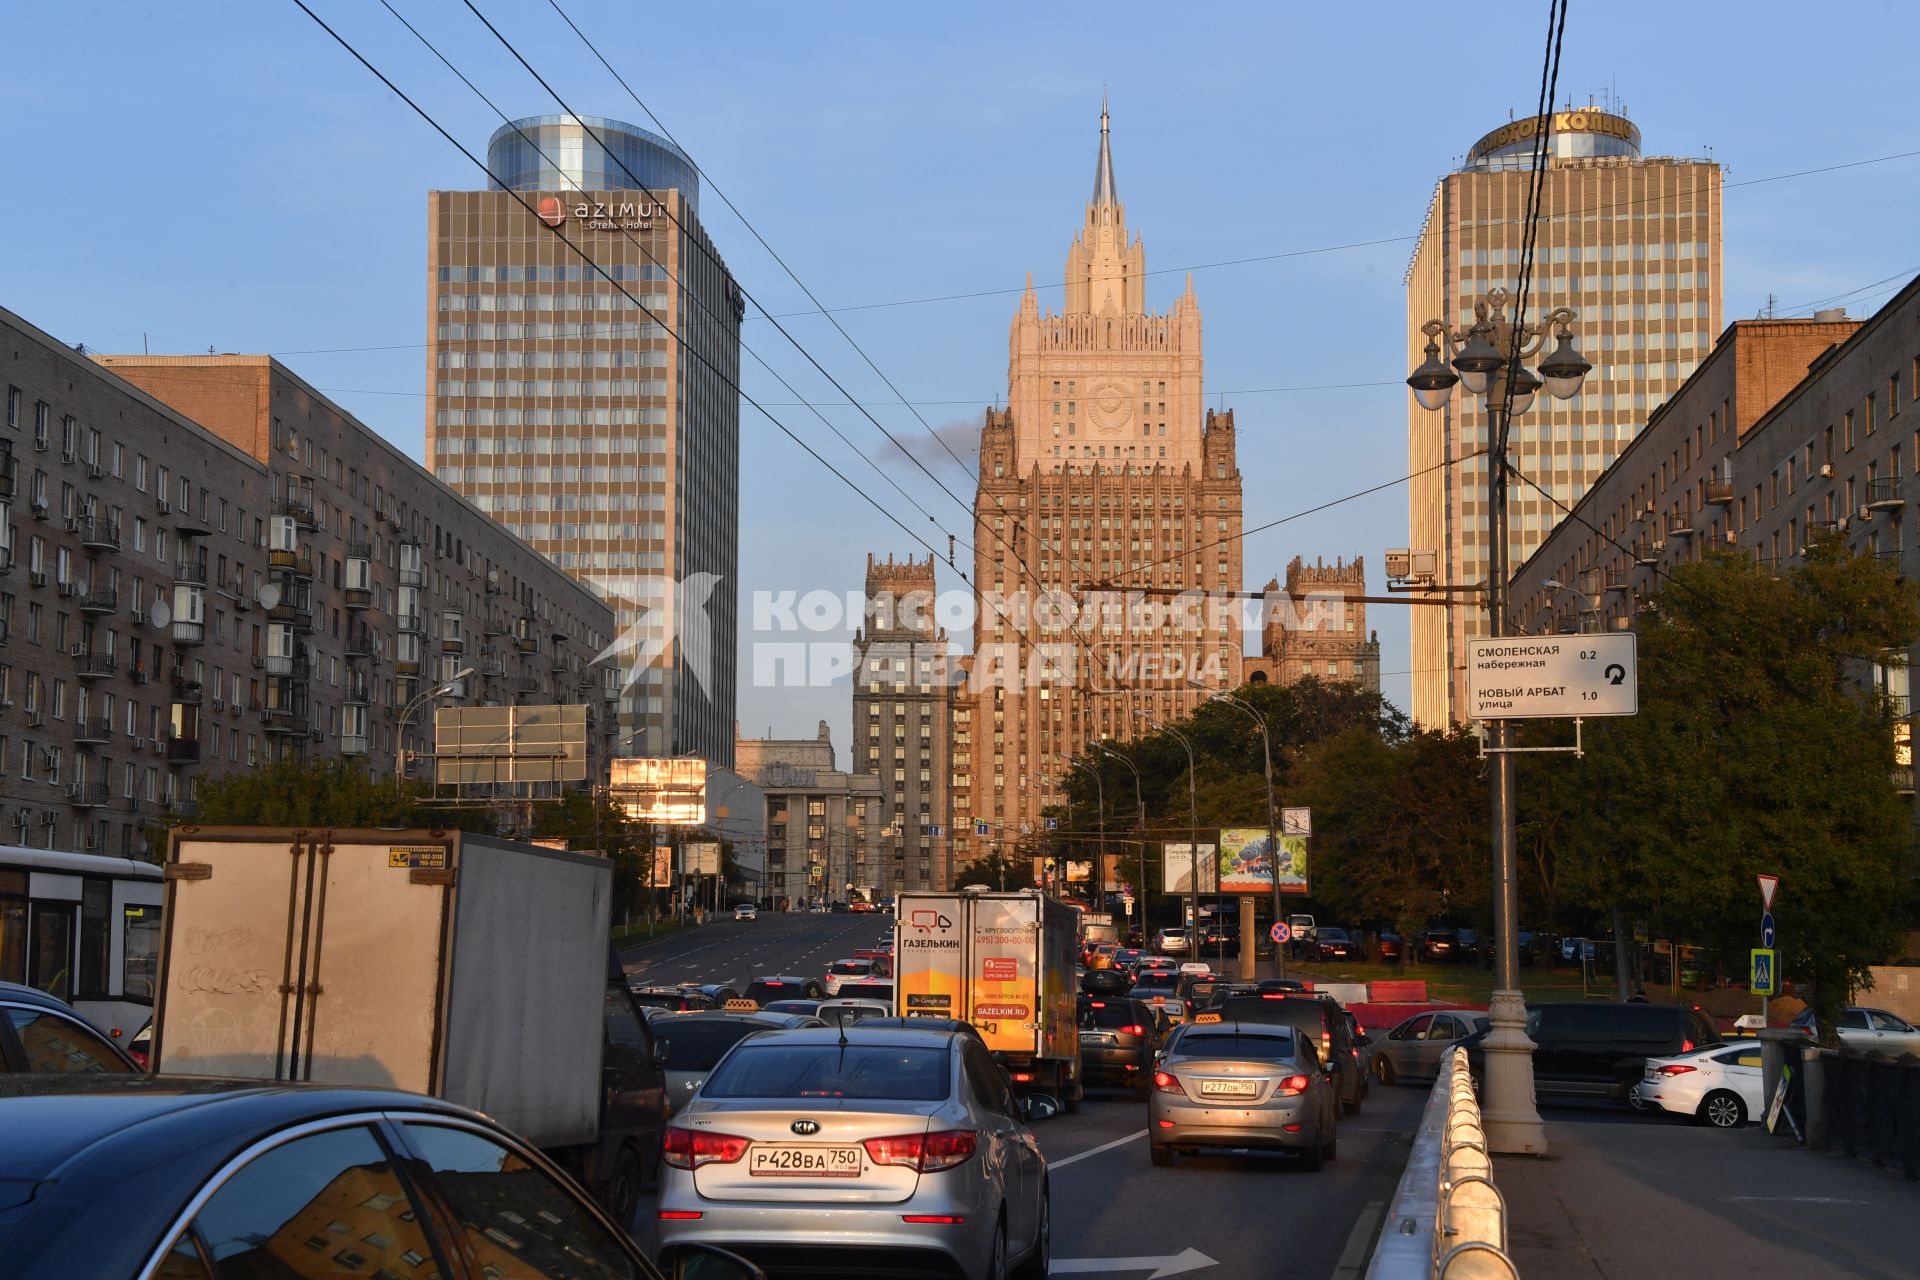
[
  {"xmin": 1343, "ymin": 1085, "xmax": 1362, "ymax": 1116},
  {"xmin": 1374, "ymin": 1055, "xmax": 1397, "ymax": 1086},
  {"xmin": 1699, "ymin": 1090, "xmax": 1746, "ymax": 1129},
  {"xmin": 1626, "ymin": 1085, "xmax": 1651, "ymax": 1113},
  {"xmin": 1063, "ymin": 1075, "xmax": 1082, "ymax": 1115},
  {"xmin": 1321, "ymin": 1128, "xmax": 1338, "ymax": 1163},
  {"xmin": 1297, "ymin": 1131, "xmax": 1324, "ymax": 1172},
  {"xmin": 1150, "ymin": 1143, "xmax": 1175, "ymax": 1167},
  {"xmin": 1010, "ymin": 1186, "xmax": 1049, "ymax": 1279},
  {"xmin": 600, "ymin": 1143, "xmax": 643, "ymax": 1230},
  {"xmin": 983, "ymin": 1215, "xmax": 1009, "ymax": 1280}
]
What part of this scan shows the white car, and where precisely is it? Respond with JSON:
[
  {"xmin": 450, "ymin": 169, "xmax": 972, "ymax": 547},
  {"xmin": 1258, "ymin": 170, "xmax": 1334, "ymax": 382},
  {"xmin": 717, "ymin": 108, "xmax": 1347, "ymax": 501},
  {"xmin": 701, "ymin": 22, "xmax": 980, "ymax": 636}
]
[
  {"xmin": 822, "ymin": 958, "xmax": 876, "ymax": 997},
  {"xmin": 1177, "ymin": 961, "xmax": 1214, "ymax": 977},
  {"xmin": 734, "ymin": 903, "xmax": 758, "ymax": 922},
  {"xmin": 816, "ymin": 998, "xmax": 893, "ymax": 1028},
  {"xmin": 1634, "ymin": 1041, "xmax": 1765, "ymax": 1128}
]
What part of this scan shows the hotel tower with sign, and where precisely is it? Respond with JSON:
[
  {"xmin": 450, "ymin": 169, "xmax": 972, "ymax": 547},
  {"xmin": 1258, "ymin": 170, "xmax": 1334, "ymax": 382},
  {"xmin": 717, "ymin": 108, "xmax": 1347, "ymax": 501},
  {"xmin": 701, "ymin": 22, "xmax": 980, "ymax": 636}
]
[
  {"xmin": 1406, "ymin": 107, "xmax": 1721, "ymax": 726},
  {"xmin": 427, "ymin": 115, "xmax": 742, "ymax": 764},
  {"xmin": 947, "ymin": 103, "xmax": 1245, "ymax": 873}
]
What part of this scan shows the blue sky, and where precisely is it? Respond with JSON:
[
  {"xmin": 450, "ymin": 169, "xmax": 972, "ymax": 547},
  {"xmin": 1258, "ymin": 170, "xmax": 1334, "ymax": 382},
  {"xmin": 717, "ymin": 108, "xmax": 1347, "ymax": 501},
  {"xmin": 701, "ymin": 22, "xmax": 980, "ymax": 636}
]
[{"xmin": 3, "ymin": 1, "xmax": 1915, "ymax": 752}]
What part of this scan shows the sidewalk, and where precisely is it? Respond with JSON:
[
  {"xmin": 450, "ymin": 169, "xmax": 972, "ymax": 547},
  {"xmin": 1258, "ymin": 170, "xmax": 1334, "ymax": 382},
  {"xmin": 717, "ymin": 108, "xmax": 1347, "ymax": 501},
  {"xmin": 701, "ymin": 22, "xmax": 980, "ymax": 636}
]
[{"xmin": 1496, "ymin": 1108, "xmax": 1914, "ymax": 1279}]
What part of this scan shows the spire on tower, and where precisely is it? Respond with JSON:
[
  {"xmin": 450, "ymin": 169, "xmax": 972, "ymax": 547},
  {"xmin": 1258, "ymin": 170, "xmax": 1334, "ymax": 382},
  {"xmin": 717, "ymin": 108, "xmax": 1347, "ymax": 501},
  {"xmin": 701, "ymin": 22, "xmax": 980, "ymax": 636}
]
[{"xmin": 1091, "ymin": 93, "xmax": 1118, "ymax": 207}]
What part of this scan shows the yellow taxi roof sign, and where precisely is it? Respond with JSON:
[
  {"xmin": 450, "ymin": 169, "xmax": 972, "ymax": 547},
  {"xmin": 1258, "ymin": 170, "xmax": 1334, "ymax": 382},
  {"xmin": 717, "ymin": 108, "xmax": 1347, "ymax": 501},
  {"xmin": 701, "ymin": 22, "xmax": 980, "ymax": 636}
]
[
  {"xmin": 723, "ymin": 998, "xmax": 760, "ymax": 1012},
  {"xmin": 1193, "ymin": 1012, "xmax": 1223, "ymax": 1024}
]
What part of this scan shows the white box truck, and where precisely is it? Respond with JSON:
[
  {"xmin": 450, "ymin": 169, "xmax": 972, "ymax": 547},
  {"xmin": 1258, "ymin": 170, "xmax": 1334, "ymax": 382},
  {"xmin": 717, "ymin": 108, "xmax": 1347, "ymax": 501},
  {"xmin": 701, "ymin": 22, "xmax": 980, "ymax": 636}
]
[
  {"xmin": 150, "ymin": 827, "xmax": 667, "ymax": 1220},
  {"xmin": 894, "ymin": 887, "xmax": 1082, "ymax": 1109}
]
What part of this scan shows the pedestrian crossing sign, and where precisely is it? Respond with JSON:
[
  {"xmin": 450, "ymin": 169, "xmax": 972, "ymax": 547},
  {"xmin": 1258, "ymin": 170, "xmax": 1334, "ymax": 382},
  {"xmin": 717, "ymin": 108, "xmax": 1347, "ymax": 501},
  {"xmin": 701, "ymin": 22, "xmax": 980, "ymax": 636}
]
[{"xmin": 1750, "ymin": 947, "xmax": 1777, "ymax": 996}]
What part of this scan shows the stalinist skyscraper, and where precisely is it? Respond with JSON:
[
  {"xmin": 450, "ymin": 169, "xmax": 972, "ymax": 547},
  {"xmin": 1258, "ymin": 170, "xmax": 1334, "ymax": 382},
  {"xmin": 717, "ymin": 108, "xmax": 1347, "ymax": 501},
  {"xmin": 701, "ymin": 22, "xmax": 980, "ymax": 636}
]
[{"xmin": 947, "ymin": 102, "xmax": 1244, "ymax": 874}]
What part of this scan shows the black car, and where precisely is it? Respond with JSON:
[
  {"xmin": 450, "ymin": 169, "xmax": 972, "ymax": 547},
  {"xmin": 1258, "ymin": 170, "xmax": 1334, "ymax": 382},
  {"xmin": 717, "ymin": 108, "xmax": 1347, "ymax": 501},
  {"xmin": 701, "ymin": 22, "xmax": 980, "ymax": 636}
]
[
  {"xmin": 1314, "ymin": 927, "xmax": 1360, "ymax": 961},
  {"xmin": 0, "ymin": 1076, "xmax": 762, "ymax": 1280},
  {"xmin": 1206, "ymin": 994, "xmax": 1365, "ymax": 1113},
  {"xmin": 0, "ymin": 982, "xmax": 141, "ymax": 1074},
  {"xmin": 1526, "ymin": 1001, "xmax": 1723, "ymax": 1102},
  {"xmin": 1418, "ymin": 929, "xmax": 1463, "ymax": 963},
  {"xmin": 743, "ymin": 974, "xmax": 827, "ymax": 1003},
  {"xmin": 680, "ymin": 981, "xmax": 743, "ymax": 1004},
  {"xmin": 1078, "ymin": 995, "xmax": 1158, "ymax": 1099}
]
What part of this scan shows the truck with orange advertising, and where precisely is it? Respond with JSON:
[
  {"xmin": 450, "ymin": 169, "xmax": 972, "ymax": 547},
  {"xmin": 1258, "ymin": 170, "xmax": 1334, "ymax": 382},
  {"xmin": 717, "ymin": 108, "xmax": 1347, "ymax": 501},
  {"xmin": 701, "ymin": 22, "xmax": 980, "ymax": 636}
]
[{"xmin": 894, "ymin": 887, "xmax": 1082, "ymax": 1110}]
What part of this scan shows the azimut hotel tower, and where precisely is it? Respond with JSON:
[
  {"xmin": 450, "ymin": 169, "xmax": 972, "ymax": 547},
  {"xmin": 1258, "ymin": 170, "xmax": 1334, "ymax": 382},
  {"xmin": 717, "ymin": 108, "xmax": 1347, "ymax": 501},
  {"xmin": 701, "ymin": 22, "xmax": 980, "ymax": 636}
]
[
  {"xmin": 428, "ymin": 115, "xmax": 742, "ymax": 764},
  {"xmin": 1406, "ymin": 108, "xmax": 1720, "ymax": 726}
]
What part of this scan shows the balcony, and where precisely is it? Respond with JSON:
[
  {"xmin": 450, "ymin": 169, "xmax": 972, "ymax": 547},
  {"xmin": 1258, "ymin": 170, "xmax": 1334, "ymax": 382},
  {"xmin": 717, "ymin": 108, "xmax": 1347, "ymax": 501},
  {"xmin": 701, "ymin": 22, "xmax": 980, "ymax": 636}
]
[
  {"xmin": 517, "ymin": 675, "xmax": 544, "ymax": 695},
  {"xmin": 269, "ymin": 549, "xmax": 314, "ymax": 580},
  {"xmin": 75, "ymin": 652, "xmax": 115, "ymax": 681},
  {"xmin": 165, "ymin": 735, "xmax": 200, "ymax": 764},
  {"xmin": 340, "ymin": 734, "xmax": 368, "ymax": 757},
  {"xmin": 74, "ymin": 718, "xmax": 112, "ymax": 745},
  {"xmin": 79, "ymin": 586, "xmax": 116, "ymax": 616},
  {"xmin": 71, "ymin": 516, "xmax": 120, "ymax": 552},
  {"xmin": 171, "ymin": 677, "xmax": 202, "ymax": 704},
  {"xmin": 174, "ymin": 560, "xmax": 207, "ymax": 586},
  {"xmin": 479, "ymin": 654, "xmax": 506, "ymax": 678},
  {"xmin": 514, "ymin": 618, "xmax": 540, "ymax": 654},
  {"xmin": 1633, "ymin": 540, "xmax": 1660, "ymax": 567},
  {"xmin": 67, "ymin": 781, "xmax": 110, "ymax": 810},
  {"xmin": 441, "ymin": 633, "xmax": 466, "ymax": 655},
  {"xmin": 1867, "ymin": 478, "xmax": 1905, "ymax": 513},
  {"xmin": 1665, "ymin": 509, "xmax": 1695, "ymax": 539},
  {"xmin": 268, "ymin": 598, "xmax": 314, "ymax": 631},
  {"xmin": 275, "ymin": 489, "xmax": 317, "ymax": 529},
  {"xmin": 483, "ymin": 616, "xmax": 510, "ymax": 638},
  {"xmin": 1704, "ymin": 479, "xmax": 1734, "ymax": 507},
  {"xmin": 396, "ymin": 613, "xmax": 425, "ymax": 636},
  {"xmin": 345, "ymin": 623, "xmax": 377, "ymax": 658},
  {"xmin": 344, "ymin": 675, "xmax": 370, "ymax": 705},
  {"xmin": 260, "ymin": 706, "xmax": 309, "ymax": 736}
]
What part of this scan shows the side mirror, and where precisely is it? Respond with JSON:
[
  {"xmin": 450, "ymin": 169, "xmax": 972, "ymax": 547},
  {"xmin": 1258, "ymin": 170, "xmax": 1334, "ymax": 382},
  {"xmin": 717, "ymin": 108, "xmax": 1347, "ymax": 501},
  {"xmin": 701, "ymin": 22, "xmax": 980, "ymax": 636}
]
[
  {"xmin": 1018, "ymin": 1094, "xmax": 1060, "ymax": 1122},
  {"xmin": 652, "ymin": 1039, "xmax": 670, "ymax": 1070},
  {"xmin": 1325, "ymin": 1055, "xmax": 1342, "ymax": 1074},
  {"xmin": 672, "ymin": 1243, "xmax": 768, "ymax": 1280}
]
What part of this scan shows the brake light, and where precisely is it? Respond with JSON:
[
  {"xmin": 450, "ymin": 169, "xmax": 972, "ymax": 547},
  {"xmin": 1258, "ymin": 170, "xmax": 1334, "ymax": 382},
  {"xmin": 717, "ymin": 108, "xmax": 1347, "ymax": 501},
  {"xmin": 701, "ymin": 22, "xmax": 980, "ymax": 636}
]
[
  {"xmin": 658, "ymin": 1210, "xmax": 704, "ymax": 1220},
  {"xmin": 1121, "ymin": 1024, "xmax": 1145, "ymax": 1035},
  {"xmin": 661, "ymin": 1127, "xmax": 749, "ymax": 1169},
  {"xmin": 1656, "ymin": 1064, "xmax": 1698, "ymax": 1076},
  {"xmin": 903, "ymin": 1214, "xmax": 967, "ymax": 1224},
  {"xmin": 1153, "ymin": 1070, "xmax": 1187, "ymax": 1097},
  {"xmin": 863, "ymin": 1129, "xmax": 978, "ymax": 1173},
  {"xmin": 1090, "ymin": 1001, "xmax": 1107, "ymax": 1008},
  {"xmin": 1261, "ymin": 993, "xmax": 1287, "ymax": 999},
  {"xmin": 1275, "ymin": 1074, "xmax": 1311, "ymax": 1096},
  {"xmin": 1012, "ymin": 1071, "xmax": 1034, "ymax": 1083}
]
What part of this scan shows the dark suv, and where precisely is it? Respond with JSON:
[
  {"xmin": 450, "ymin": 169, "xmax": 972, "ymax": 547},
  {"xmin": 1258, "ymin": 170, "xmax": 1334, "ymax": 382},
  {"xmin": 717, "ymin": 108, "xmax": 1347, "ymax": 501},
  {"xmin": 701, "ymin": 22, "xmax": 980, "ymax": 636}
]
[
  {"xmin": 1078, "ymin": 995, "xmax": 1158, "ymax": 1099},
  {"xmin": 1526, "ymin": 1001, "xmax": 1723, "ymax": 1101},
  {"xmin": 1207, "ymin": 994, "xmax": 1366, "ymax": 1114},
  {"xmin": 1418, "ymin": 929, "xmax": 1462, "ymax": 963}
]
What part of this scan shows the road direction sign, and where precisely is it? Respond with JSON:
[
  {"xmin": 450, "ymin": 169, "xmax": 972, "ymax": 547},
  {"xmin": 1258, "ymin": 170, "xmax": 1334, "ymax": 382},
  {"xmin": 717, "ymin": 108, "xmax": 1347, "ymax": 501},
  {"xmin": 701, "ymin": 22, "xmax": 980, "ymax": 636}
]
[
  {"xmin": 1761, "ymin": 912, "xmax": 1777, "ymax": 948},
  {"xmin": 1751, "ymin": 947, "xmax": 1778, "ymax": 996},
  {"xmin": 1269, "ymin": 921, "xmax": 1291, "ymax": 945},
  {"xmin": 1758, "ymin": 874, "xmax": 1779, "ymax": 912},
  {"xmin": 1465, "ymin": 633, "xmax": 1638, "ymax": 720}
]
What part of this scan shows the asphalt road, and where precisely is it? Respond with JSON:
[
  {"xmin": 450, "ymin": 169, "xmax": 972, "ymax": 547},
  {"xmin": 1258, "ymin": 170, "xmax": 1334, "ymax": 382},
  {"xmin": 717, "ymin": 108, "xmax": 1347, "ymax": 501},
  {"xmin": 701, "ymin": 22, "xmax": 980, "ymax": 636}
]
[
  {"xmin": 620, "ymin": 910, "xmax": 894, "ymax": 991},
  {"xmin": 619, "ymin": 913, "xmax": 1423, "ymax": 1278}
]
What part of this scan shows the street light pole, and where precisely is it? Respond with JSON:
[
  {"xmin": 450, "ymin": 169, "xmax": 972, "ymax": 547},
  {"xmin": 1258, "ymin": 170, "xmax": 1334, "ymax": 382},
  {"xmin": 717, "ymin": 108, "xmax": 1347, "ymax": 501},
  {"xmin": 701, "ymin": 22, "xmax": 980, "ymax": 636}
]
[
  {"xmin": 1209, "ymin": 690, "xmax": 1275, "ymax": 983},
  {"xmin": 1068, "ymin": 756, "xmax": 1107, "ymax": 915},
  {"xmin": 1409, "ymin": 285, "xmax": 1591, "ymax": 1157},
  {"xmin": 1097, "ymin": 744, "xmax": 1143, "ymax": 937},
  {"xmin": 396, "ymin": 666, "xmax": 475, "ymax": 783}
]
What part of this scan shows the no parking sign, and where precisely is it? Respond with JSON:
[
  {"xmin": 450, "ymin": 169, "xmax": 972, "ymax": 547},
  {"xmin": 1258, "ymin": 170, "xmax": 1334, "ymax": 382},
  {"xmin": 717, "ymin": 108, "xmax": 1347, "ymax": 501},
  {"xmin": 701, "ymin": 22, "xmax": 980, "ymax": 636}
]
[{"xmin": 1269, "ymin": 921, "xmax": 1292, "ymax": 945}]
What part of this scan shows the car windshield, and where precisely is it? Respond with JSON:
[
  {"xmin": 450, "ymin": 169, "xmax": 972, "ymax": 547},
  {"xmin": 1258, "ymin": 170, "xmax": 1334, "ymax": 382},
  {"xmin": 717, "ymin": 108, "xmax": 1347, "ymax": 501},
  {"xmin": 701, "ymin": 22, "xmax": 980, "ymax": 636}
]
[
  {"xmin": 762, "ymin": 1000, "xmax": 821, "ymax": 1015},
  {"xmin": 702, "ymin": 1043, "xmax": 952, "ymax": 1101},
  {"xmin": 830, "ymin": 961, "xmax": 871, "ymax": 976},
  {"xmin": 1319, "ymin": 929, "xmax": 1350, "ymax": 942},
  {"xmin": 745, "ymin": 981, "xmax": 799, "ymax": 1001},
  {"xmin": 836, "ymin": 982, "xmax": 894, "ymax": 1001},
  {"xmin": 661, "ymin": 1020, "xmax": 764, "ymax": 1071},
  {"xmin": 1132, "ymin": 972, "xmax": 1177, "ymax": 989},
  {"xmin": 1183, "ymin": 979, "xmax": 1222, "ymax": 1001},
  {"xmin": 1079, "ymin": 1001, "xmax": 1142, "ymax": 1029},
  {"xmin": 1175, "ymin": 1033, "xmax": 1297, "ymax": 1061}
]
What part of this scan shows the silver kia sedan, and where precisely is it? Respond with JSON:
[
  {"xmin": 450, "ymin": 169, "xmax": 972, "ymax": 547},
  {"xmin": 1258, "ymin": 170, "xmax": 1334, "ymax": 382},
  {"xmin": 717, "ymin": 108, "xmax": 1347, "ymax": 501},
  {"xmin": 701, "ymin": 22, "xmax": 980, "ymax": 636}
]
[
  {"xmin": 1148, "ymin": 1020, "xmax": 1339, "ymax": 1169},
  {"xmin": 655, "ymin": 1025, "xmax": 1050, "ymax": 1280}
]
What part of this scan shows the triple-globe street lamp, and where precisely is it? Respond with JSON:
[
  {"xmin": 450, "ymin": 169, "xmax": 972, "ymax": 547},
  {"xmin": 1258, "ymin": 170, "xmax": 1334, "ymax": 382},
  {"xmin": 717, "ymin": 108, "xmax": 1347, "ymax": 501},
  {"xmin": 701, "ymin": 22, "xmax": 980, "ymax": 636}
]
[{"xmin": 1407, "ymin": 284, "xmax": 1591, "ymax": 1156}]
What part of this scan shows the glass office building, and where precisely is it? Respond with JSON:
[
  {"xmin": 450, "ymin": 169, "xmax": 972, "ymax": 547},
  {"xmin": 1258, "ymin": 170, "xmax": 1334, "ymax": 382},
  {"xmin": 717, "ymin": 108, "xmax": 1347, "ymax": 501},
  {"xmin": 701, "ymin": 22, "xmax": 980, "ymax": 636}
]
[{"xmin": 430, "ymin": 116, "xmax": 740, "ymax": 765}]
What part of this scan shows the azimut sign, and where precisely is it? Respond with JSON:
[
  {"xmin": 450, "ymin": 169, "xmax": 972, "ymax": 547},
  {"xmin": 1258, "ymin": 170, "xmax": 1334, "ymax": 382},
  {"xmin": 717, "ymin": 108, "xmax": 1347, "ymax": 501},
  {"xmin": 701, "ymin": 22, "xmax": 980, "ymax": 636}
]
[{"xmin": 570, "ymin": 198, "xmax": 665, "ymax": 232}]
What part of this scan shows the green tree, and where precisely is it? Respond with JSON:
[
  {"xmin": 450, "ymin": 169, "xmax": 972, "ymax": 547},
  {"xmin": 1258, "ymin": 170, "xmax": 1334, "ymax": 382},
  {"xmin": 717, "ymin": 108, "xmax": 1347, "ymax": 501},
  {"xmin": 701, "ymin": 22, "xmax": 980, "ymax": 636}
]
[
  {"xmin": 1292, "ymin": 726, "xmax": 1488, "ymax": 969},
  {"xmin": 530, "ymin": 788, "xmax": 656, "ymax": 924},
  {"xmin": 1558, "ymin": 547, "xmax": 1920, "ymax": 1037},
  {"xmin": 954, "ymin": 851, "xmax": 1035, "ymax": 891},
  {"xmin": 169, "ymin": 757, "xmax": 494, "ymax": 859}
]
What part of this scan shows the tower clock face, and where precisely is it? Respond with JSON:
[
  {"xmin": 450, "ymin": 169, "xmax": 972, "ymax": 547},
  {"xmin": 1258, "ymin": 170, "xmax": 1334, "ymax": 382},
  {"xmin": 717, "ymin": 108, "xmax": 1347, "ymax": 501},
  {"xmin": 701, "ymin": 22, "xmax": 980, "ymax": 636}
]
[{"xmin": 1088, "ymin": 380, "xmax": 1132, "ymax": 435}]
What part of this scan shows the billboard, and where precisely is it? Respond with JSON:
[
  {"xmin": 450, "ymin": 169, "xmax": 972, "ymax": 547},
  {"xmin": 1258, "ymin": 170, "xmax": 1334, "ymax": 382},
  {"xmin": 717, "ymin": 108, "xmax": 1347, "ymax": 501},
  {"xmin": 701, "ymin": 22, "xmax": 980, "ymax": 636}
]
[
  {"xmin": 897, "ymin": 894, "xmax": 964, "ymax": 1021},
  {"xmin": 1162, "ymin": 844, "xmax": 1219, "ymax": 894},
  {"xmin": 434, "ymin": 705, "xmax": 588, "ymax": 784},
  {"xmin": 682, "ymin": 841, "xmax": 721, "ymax": 876},
  {"xmin": 610, "ymin": 757, "xmax": 707, "ymax": 825},
  {"xmin": 648, "ymin": 848, "xmax": 674, "ymax": 885},
  {"xmin": 1064, "ymin": 860, "xmax": 1092, "ymax": 884},
  {"xmin": 1217, "ymin": 829, "xmax": 1311, "ymax": 895},
  {"xmin": 968, "ymin": 895, "xmax": 1039, "ymax": 1054}
]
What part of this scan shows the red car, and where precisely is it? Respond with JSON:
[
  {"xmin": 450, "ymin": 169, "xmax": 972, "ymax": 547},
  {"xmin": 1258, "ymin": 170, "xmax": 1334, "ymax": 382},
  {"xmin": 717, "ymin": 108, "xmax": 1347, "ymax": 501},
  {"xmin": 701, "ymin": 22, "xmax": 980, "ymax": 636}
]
[
  {"xmin": 1378, "ymin": 933, "xmax": 1404, "ymax": 962},
  {"xmin": 849, "ymin": 899, "xmax": 877, "ymax": 913}
]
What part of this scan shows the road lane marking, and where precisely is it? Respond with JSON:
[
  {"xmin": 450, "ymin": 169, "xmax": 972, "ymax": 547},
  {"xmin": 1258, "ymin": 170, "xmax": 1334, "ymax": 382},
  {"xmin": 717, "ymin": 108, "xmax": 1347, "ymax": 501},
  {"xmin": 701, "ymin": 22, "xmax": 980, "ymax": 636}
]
[
  {"xmin": 1049, "ymin": 1128, "xmax": 1146, "ymax": 1170},
  {"xmin": 1050, "ymin": 1247, "xmax": 1215, "ymax": 1278},
  {"xmin": 1722, "ymin": 1196, "xmax": 1872, "ymax": 1205},
  {"xmin": 1330, "ymin": 1200, "xmax": 1386, "ymax": 1280}
]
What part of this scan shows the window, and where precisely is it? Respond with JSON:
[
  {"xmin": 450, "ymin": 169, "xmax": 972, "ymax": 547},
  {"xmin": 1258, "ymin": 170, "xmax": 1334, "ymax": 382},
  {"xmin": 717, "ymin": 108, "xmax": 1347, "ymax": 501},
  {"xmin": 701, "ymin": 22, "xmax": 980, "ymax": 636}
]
[
  {"xmin": 401, "ymin": 1123, "xmax": 635, "ymax": 1276},
  {"xmin": 3, "ymin": 1007, "xmax": 133, "ymax": 1073},
  {"xmin": 186, "ymin": 1126, "xmax": 442, "ymax": 1276}
]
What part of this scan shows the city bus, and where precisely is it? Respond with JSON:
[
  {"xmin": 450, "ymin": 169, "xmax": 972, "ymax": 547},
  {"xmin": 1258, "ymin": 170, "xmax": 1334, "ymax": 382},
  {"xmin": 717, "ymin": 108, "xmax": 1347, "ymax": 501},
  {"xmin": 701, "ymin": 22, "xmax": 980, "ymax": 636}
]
[{"xmin": 0, "ymin": 846, "xmax": 164, "ymax": 1041}]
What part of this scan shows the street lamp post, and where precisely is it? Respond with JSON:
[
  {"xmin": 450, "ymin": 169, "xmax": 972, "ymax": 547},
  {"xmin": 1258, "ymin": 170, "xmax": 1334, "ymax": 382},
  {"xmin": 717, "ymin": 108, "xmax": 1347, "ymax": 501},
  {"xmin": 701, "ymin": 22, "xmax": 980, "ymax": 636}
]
[
  {"xmin": 1408, "ymin": 284, "xmax": 1591, "ymax": 1157},
  {"xmin": 1208, "ymin": 690, "xmax": 1275, "ymax": 983},
  {"xmin": 396, "ymin": 666, "xmax": 476, "ymax": 783},
  {"xmin": 1097, "ymin": 744, "xmax": 1143, "ymax": 937},
  {"xmin": 1150, "ymin": 720, "xmax": 1201, "ymax": 949},
  {"xmin": 1068, "ymin": 756, "xmax": 1107, "ymax": 915}
]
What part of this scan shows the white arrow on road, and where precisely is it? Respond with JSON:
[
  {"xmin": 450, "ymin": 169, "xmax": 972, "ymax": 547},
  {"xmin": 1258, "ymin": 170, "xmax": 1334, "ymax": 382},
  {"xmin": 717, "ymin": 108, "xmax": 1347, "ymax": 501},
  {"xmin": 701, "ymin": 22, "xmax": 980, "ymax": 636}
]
[{"xmin": 1050, "ymin": 1247, "xmax": 1217, "ymax": 1278}]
